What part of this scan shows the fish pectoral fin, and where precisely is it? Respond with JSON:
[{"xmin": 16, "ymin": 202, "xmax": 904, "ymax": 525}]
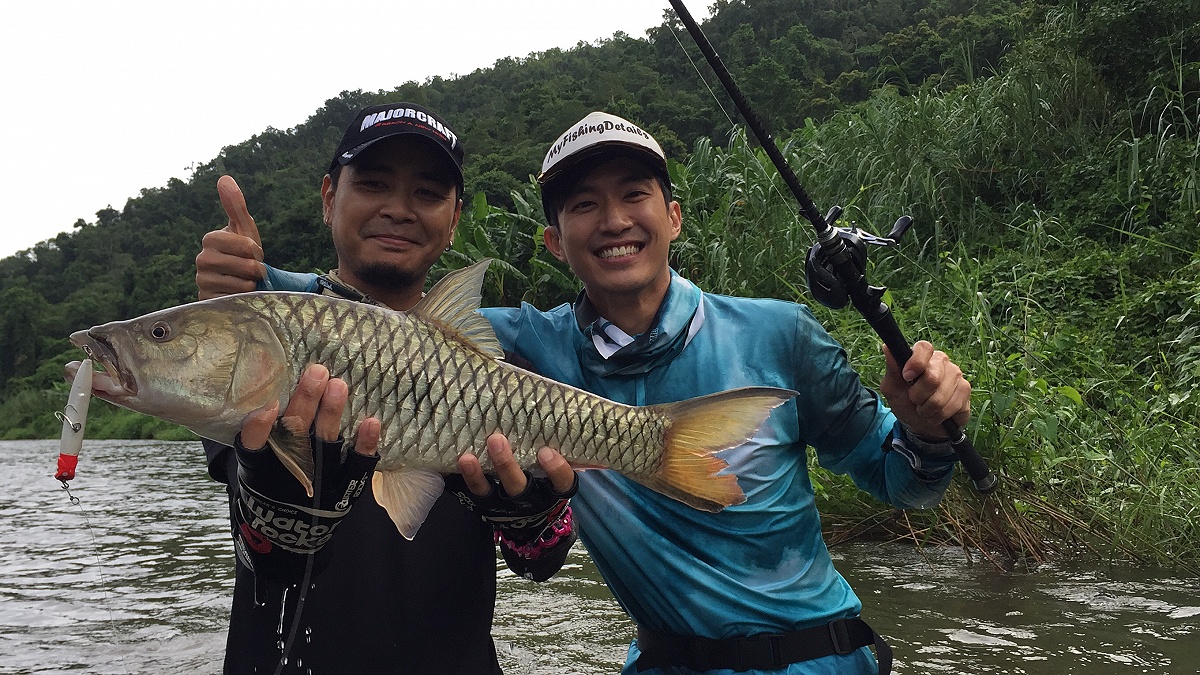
[
  {"xmin": 410, "ymin": 259, "xmax": 504, "ymax": 360},
  {"xmin": 371, "ymin": 469, "xmax": 446, "ymax": 540},
  {"xmin": 266, "ymin": 414, "xmax": 316, "ymax": 498}
]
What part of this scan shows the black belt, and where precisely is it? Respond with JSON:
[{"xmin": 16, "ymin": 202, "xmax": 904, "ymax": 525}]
[{"xmin": 635, "ymin": 617, "xmax": 893, "ymax": 673}]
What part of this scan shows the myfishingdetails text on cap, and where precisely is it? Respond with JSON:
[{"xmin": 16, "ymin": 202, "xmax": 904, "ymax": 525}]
[{"xmin": 330, "ymin": 103, "xmax": 465, "ymax": 190}]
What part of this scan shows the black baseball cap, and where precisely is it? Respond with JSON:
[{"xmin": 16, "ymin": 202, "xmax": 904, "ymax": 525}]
[{"xmin": 329, "ymin": 102, "xmax": 465, "ymax": 191}]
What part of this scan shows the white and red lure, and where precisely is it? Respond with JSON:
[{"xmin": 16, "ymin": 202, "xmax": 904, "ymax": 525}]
[{"xmin": 55, "ymin": 358, "xmax": 92, "ymax": 483}]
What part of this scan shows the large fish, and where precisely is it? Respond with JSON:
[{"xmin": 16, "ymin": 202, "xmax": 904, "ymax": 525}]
[{"xmin": 66, "ymin": 260, "xmax": 795, "ymax": 538}]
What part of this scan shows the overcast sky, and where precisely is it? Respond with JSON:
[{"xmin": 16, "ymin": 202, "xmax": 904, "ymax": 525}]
[{"xmin": 1, "ymin": 1, "xmax": 710, "ymax": 260}]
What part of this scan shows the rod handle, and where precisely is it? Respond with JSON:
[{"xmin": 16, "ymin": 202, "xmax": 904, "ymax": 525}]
[{"xmin": 888, "ymin": 340, "xmax": 999, "ymax": 494}]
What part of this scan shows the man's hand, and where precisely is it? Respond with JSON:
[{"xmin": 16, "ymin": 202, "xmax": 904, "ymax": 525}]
[
  {"xmin": 239, "ymin": 363, "xmax": 380, "ymax": 456},
  {"xmin": 453, "ymin": 433, "xmax": 578, "ymax": 580},
  {"xmin": 450, "ymin": 433, "xmax": 578, "ymax": 540},
  {"xmin": 233, "ymin": 364, "xmax": 380, "ymax": 572},
  {"xmin": 196, "ymin": 175, "xmax": 266, "ymax": 299},
  {"xmin": 457, "ymin": 433, "xmax": 576, "ymax": 498},
  {"xmin": 879, "ymin": 341, "xmax": 971, "ymax": 440}
]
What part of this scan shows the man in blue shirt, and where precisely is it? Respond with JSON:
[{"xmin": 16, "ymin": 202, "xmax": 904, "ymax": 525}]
[{"xmin": 198, "ymin": 111, "xmax": 972, "ymax": 675}]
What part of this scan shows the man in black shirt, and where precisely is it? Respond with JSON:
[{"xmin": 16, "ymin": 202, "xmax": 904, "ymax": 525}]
[{"xmin": 196, "ymin": 102, "xmax": 577, "ymax": 674}]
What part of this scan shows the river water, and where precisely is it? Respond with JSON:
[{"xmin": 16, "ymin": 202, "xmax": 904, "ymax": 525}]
[{"xmin": 1, "ymin": 440, "xmax": 1196, "ymax": 674}]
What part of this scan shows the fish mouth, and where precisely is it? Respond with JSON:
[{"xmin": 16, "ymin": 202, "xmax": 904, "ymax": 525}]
[{"xmin": 69, "ymin": 329, "xmax": 138, "ymax": 397}]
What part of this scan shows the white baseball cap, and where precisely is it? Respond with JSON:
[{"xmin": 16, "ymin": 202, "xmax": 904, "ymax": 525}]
[{"xmin": 538, "ymin": 111, "xmax": 669, "ymax": 188}]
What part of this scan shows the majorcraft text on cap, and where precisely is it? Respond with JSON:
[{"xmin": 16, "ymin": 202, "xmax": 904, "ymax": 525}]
[{"xmin": 356, "ymin": 106, "xmax": 458, "ymax": 149}]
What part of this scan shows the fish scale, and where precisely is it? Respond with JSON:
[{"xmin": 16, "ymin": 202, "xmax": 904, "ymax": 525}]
[{"xmin": 251, "ymin": 294, "xmax": 655, "ymax": 474}]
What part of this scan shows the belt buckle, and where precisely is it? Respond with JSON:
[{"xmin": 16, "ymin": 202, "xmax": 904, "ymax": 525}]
[
  {"xmin": 828, "ymin": 618, "xmax": 855, "ymax": 656},
  {"xmin": 739, "ymin": 632, "xmax": 785, "ymax": 671}
]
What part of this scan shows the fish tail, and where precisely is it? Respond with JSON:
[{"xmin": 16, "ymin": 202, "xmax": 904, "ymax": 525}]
[{"xmin": 636, "ymin": 387, "xmax": 796, "ymax": 512}]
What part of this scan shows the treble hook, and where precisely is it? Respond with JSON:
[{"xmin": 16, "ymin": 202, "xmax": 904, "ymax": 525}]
[{"xmin": 55, "ymin": 407, "xmax": 83, "ymax": 433}]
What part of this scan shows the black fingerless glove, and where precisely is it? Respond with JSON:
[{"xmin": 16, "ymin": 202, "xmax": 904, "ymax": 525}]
[
  {"xmin": 232, "ymin": 431, "xmax": 378, "ymax": 580},
  {"xmin": 446, "ymin": 471, "xmax": 579, "ymax": 581},
  {"xmin": 447, "ymin": 471, "xmax": 577, "ymax": 538}
]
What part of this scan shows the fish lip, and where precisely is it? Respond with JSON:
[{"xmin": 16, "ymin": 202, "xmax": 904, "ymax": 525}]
[{"xmin": 69, "ymin": 329, "xmax": 138, "ymax": 397}]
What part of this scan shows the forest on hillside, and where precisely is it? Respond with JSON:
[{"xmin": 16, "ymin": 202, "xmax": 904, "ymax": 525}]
[{"xmin": 1, "ymin": 0, "xmax": 1197, "ymax": 563}]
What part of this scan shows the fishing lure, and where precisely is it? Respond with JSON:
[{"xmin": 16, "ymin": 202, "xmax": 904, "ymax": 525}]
[{"xmin": 55, "ymin": 358, "xmax": 92, "ymax": 483}]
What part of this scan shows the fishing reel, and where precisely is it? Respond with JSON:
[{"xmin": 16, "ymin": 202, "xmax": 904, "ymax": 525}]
[{"xmin": 804, "ymin": 207, "xmax": 913, "ymax": 310}]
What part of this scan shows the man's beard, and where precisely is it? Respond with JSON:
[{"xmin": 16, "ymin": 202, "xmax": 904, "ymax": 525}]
[{"xmin": 354, "ymin": 262, "xmax": 424, "ymax": 290}]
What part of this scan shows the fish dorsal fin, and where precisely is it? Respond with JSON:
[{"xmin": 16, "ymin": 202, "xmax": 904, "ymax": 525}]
[
  {"xmin": 371, "ymin": 469, "xmax": 447, "ymax": 540},
  {"xmin": 410, "ymin": 259, "xmax": 504, "ymax": 360}
]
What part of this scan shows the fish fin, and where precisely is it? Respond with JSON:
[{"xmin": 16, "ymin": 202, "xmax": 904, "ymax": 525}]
[
  {"xmin": 626, "ymin": 475, "xmax": 729, "ymax": 512},
  {"xmin": 371, "ymin": 469, "xmax": 446, "ymax": 540},
  {"xmin": 640, "ymin": 387, "xmax": 797, "ymax": 512},
  {"xmin": 411, "ymin": 259, "xmax": 504, "ymax": 360},
  {"xmin": 266, "ymin": 414, "xmax": 316, "ymax": 498}
]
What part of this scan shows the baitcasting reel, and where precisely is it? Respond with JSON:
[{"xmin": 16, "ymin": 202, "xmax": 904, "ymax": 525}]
[{"xmin": 804, "ymin": 207, "xmax": 913, "ymax": 309}]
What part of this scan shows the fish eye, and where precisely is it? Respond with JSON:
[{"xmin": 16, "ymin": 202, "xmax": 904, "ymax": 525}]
[{"xmin": 149, "ymin": 322, "xmax": 172, "ymax": 342}]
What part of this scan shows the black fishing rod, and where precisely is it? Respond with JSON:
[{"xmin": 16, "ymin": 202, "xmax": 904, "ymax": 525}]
[{"xmin": 666, "ymin": 0, "xmax": 998, "ymax": 493}]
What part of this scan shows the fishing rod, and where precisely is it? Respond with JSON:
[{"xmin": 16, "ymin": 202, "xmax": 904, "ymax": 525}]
[{"xmin": 666, "ymin": 0, "xmax": 998, "ymax": 494}]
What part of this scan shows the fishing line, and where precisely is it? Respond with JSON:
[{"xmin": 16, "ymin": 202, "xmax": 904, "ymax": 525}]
[
  {"xmin": 57, "ymin": 479, "xmax": 133, "ymax": 675},
  {"xmin": 665, "ymin": 13, "xmax": 817, "ymax": 227},
  {"xmin": 666, "ymin": 19, "xmax": 738, "ymax": 134}
]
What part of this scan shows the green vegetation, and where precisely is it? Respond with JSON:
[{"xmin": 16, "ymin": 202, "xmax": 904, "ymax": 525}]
[{"xmin": 2, "ymin": 0, "xmax": 1197, "ymax": 565}]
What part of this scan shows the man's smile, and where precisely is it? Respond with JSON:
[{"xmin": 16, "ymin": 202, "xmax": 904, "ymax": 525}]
[
  {"xmin": 596, "ymin": 243, "xmax": 643, "ymax": 259},
  {"xmin": 365, "ymin": 229, "xmax": 421, "ymax": 248}
]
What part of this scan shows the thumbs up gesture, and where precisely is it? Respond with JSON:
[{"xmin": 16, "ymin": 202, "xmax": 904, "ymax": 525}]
[{"xmin": 195, "ymin": 175, "xmax": 266, "ymax": 299}]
